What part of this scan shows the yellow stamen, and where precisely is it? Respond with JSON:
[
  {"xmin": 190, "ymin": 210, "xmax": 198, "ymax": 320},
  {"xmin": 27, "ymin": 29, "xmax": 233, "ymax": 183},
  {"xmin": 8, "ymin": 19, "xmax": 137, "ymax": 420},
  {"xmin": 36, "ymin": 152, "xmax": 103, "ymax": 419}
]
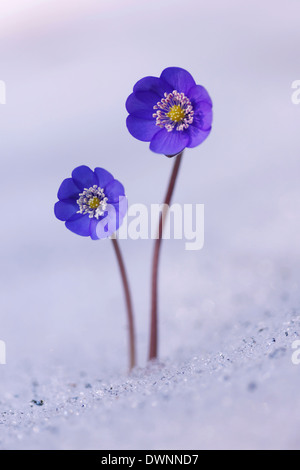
[
  {"xmin": 88, "ymin": 196, "xmax": 100, "ymax": 209},
  {"xmin": 166, "ymin": 105, "xmax": 185, "ymax": 123}
]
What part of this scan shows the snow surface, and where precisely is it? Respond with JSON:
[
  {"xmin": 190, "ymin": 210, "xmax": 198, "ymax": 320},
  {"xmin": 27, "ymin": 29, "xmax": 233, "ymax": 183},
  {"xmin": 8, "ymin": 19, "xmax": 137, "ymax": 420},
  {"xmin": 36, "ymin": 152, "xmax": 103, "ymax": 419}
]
[{"xmin": 1, "ymin": 253, "xmax": 300, "ymax": 450}]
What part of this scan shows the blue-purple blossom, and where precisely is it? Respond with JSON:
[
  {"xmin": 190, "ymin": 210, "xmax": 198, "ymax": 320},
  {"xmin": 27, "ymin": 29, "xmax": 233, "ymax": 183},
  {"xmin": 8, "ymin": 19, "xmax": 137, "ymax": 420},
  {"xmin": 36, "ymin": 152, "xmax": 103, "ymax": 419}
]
[
  {"xmin": 126, "ymin": 67, "xmax": 213, "ymax": 156},
  {"xmin": 54, "ymin": 165, "xmax": 127, "ymax": 239}
]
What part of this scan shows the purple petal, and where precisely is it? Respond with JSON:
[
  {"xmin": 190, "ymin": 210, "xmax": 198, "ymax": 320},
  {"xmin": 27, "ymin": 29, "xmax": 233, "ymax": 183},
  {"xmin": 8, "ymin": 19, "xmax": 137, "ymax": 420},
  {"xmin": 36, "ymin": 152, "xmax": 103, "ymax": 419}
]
[
  {"xmin": 186, "ymin": 125, "xmax": 211, "ymax": 148},
  {"xmin": 126, "ymin": 115, "xmax": 159, "ymax": 142},
  {"xmin": 150, "ymin": 128, "xmax": 189, "ymax": 156},
  {"xmin": 126, "ymin": 93, "xmax": 157, "ymax": 120},
  {"xmin": 94, "ymin": 167, "xmax": 114, "ymax": 189},
  {"xmin": 188, "ymin": 84, "xmax": 213, "ymax": 106},
  {"xmin": 193, "ymin": 101, "xmax": 213, "ymax": 131},
  {"xmin": 57, "ymin": 178, "xmax": 80, "ymax": 200},
  {"xmin": 113, "ymin": 195, "xmax": 128, "ymax": 218},
  {"xmin": 105, "ymin": 179, "xmax": 125, "ymax": 203},
  {"xmin": 133, "ymin": 76, "xmax": 172, "ymax": 97},
  {"xmin": 160, "ymin": 67, "xmax": 196, "ymax": 94},
  {"xmin": 72, "ymin": 165, "xmax": 97, "ymax": 191},
  {"xmin": 54, "ymin": 200, "xmax": 78, "ymax": 221},
  {"xmin": 65, "ymin": 213, "xmax": 91, "ymax": 236},
  {"xmin": 135, "ymin": 90, "xmax": 161, "ymax": 106}
]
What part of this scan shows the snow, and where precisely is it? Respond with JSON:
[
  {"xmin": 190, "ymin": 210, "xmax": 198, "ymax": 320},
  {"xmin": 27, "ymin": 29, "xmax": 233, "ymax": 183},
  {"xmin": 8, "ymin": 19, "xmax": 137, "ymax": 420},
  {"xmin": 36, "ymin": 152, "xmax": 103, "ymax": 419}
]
[{"xmin": 1, "ymin": 253, "xmax": 300, "ymax": 450}]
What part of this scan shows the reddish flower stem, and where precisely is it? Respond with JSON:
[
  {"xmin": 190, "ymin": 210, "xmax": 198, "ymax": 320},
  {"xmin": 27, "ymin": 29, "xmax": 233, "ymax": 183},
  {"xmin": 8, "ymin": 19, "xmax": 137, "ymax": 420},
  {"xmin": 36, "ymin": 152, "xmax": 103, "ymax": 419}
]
[
  {"xmin": 149, "ymin": 151, "xmax": 184, "ymax": 361},
  {"xmin": 112, "ymin": 237, "xmax": 136, "ymax": 371}
]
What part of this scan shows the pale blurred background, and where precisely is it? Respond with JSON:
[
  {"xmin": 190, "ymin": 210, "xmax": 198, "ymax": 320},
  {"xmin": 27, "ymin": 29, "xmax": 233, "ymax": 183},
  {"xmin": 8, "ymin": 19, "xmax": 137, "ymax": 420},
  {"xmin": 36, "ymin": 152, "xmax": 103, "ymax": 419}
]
[{"xmin": 0, "ymin": 0, "xmax": 299, "ymax": 387}]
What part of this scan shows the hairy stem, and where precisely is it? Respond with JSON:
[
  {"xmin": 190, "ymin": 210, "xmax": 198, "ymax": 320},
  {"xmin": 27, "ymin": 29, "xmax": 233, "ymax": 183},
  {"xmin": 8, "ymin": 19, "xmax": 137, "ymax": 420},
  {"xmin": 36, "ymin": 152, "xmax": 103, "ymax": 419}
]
[
  {"xmin": 149, "ymin": 151, "xmax": 184, "ymax": 361},
  {"xmin": 112, "ymin": 237, "xmax": 136, "ymax": 371}
]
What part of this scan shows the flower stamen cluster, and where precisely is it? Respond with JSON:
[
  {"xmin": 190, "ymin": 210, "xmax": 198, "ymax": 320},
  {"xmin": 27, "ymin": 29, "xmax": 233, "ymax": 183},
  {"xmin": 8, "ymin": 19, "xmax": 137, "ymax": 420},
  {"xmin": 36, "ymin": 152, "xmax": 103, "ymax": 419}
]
[
  {"xmin": 153, "ymin": 90, "xmax": 194, "ymax": 132},
  {"xmin": 77, "ymin": 185, "xmax": 108, "ymax": 219}
]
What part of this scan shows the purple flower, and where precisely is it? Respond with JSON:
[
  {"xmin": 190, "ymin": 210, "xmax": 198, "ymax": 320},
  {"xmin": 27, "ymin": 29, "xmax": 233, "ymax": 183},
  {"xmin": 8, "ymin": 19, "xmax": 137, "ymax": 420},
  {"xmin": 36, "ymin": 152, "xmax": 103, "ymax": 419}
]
[
  {"xmin": 54, "ymin": 165, "xmax": 127, "ymax": 239},
  {"xmin": 126, "ymin": 67, "xmax": 213, "ymax": 156}
]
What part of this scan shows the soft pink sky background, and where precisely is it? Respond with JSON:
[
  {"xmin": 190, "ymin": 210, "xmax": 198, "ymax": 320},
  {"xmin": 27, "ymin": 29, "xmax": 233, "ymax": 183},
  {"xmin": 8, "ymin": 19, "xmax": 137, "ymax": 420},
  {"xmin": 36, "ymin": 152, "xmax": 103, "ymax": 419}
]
[{"xmin": 0, "ymin": 0, "xmax": 299, "ymax": 371}]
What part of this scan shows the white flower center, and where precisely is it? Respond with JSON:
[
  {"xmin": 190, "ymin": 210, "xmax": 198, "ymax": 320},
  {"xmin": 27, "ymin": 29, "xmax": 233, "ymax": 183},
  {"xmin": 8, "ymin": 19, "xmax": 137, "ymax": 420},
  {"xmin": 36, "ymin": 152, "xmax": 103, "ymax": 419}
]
[{"xmin": 77, "ymin": 185, "xmax": 108, "ymax": 219}]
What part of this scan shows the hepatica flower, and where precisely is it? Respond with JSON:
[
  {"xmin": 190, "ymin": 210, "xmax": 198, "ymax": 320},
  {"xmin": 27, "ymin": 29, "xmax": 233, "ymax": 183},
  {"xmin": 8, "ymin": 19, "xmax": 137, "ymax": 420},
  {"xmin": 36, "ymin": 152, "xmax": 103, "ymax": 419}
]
[
  {"xmin": 54, "ymin": 165, "xmax": 127, "ymax": 239},
  {"xmin": 54, "ymin": 165, "xmax": 136, "ymax": 370},
  {"xmin": 126, "ymin": 67, "xmax": 213, "ymax": 362},
  {"xmin": 126, "ymin": 67, "xmax": 213, "ymax": 156}
]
